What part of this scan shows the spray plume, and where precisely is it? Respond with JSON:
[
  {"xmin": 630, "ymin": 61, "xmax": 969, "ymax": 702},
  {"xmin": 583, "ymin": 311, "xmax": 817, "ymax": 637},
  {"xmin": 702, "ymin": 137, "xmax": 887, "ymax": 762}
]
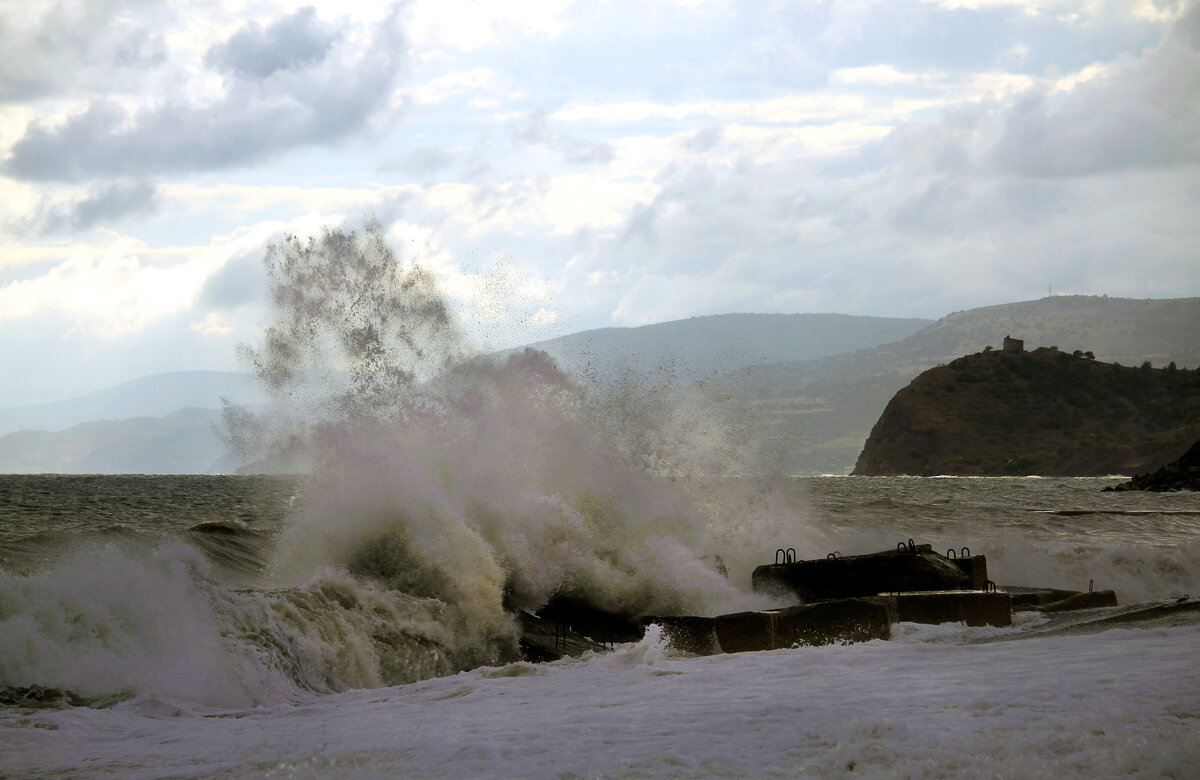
[{"xmin": 221, "ymin": 219, "xmax": 794, "ymax": 674}]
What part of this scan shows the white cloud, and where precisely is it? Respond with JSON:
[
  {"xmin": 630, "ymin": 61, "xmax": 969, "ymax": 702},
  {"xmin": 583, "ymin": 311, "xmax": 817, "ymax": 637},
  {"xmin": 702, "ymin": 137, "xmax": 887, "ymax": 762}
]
[
  {"xmin": 406, "ymin": 68, "xmax": 500, "ymax": 106},
  {"xmin": 554, "ymin": 94, "xmax": 872, "ymax": 125},
  {"xmin": 404, "ymin": 0, "xmax": 575, "ymax": 53},
  {"xmin": 0, "ymin": 235, "xmax": 214, "ymax": 337},
  {"xmin": 830, "ymin": 65, "xmax": 932, "ymax": 85}
]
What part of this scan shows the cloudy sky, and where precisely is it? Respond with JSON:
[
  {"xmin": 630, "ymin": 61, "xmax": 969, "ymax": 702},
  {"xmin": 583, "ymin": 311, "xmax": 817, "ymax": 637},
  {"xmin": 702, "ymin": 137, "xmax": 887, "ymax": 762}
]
[{"xmin": 1, "ymin": 0, "xmax": 1197, "ymax": 407}]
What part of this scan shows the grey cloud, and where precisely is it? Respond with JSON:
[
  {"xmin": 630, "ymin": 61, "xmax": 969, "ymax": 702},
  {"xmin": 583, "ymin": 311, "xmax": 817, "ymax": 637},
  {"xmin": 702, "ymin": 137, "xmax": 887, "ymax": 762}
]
[
  {"xmin": 205, "ymin": 7, "xmax": 338, "ymax": 79},
  {"xmin": 684, "ymin": 127, "xmax": 724, "ymax": 153},
  {"xmin": 0, "ymin": 1, "xmax": 165, "ymax": 102},
  {"xmin": 989, "ymin": 9, "xmax": 1200, "ymax": 177},
  {"xmin": 512, "ymin": 108, "xmax": 555, "ymax": 146},
  {"xmin": 393, "ymin": 147, "xmax": 455, "ymax": 175},
  {"xmin": 7, "ymin": 181, "xmax": 160, "ymax": 237},
  {"xmin": 511, "ymin": 108, "xmax": 613, "ymax": 166},
  {"xmin": 4, "ymin": 6, "xmax": 407, "ymax": 182},
  {"xmin": 70, "ymin": 181, "xmax": 159, "ymax": 230},
  {"xmin": 200, "ymin": 250, "xmax": 268, "ymax": 311},
  {"xmin": 562, "ymin": 138, "xmax": 614, "ymax": 165}
]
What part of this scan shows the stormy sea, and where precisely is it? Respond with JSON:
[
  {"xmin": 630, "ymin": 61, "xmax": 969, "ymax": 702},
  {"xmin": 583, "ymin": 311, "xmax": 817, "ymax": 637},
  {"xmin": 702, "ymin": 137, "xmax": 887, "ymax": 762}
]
[
  {"xmin": 2, "ymin": 473, "xmax": 1199, "ymax": 778},
  {"xmin": 4, "ymin": 228, "xmax": 1199, "ymax": 777}
]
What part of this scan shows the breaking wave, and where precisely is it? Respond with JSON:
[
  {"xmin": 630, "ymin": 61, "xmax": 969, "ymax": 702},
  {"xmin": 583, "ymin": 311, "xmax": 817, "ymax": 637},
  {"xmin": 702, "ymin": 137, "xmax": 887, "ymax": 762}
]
[{"xmin": 1, "ymin": 221, "xmax": 787, "ymax": 708}]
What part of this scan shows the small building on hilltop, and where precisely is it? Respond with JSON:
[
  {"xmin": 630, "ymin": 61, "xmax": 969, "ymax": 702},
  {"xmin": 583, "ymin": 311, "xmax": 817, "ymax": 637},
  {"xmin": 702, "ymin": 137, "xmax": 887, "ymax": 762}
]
[{"xmin": 1003, "ymin": 335, "xmax": 1024, "ymax": 353}]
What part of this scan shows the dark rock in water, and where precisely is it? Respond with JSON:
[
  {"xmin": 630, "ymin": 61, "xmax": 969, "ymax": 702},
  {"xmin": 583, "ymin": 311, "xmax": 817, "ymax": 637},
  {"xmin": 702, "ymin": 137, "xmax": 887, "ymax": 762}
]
[
  {"xmin": 1105, "ymin": 440, "xmax": 1200, "ymax": 492},
  {"xmin": 752, "ymin": 544, "xmax": 976, "ymax": 601},
  {"xmin": 0, "ymin": 685, "xmax": 130, "ymax": 709}
]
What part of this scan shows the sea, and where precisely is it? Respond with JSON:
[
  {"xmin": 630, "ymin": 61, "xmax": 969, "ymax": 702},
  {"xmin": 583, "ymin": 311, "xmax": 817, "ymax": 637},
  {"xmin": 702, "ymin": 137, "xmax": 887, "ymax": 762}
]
[{"xmin": 2, "ymin": 473, "xmax": 1199, "ymax": 779}]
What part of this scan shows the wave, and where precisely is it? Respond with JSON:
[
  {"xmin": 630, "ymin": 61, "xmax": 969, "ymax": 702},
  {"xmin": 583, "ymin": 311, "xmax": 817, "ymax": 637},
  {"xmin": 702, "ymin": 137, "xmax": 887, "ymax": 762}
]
[
  {"xmin": 0, "ymin": 541, "xmax": 518, "ymax": 709},
  {"xmin": 1039, "ymin": 508, "xmax": 1200, "ymax": 516}
]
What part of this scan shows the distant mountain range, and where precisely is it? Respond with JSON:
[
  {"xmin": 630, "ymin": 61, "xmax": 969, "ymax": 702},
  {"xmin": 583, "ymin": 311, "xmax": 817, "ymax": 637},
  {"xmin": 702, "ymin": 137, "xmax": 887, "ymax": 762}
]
[
  {"xmin": 715, "ymin": 295, "xmax": 1200, "ymax": 473},
  {"xmin": 522, "ymin": 312, "xmax": 933, "ymax": 387},
  {"xmin": 0, "ymin": 371, "xmax": 263, "ymax": 435},
  {"xmin": 1, "ymin": 297, "xmax": 1197, "ymax": 475}
]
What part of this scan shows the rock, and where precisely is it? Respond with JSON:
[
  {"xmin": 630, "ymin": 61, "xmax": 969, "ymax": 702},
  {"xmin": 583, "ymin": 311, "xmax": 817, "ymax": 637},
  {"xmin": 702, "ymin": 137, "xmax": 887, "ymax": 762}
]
[
  {"xmin": 852, "ymin": 348, "xmax": 1200, "ymax": 476},
  {"xmin": 1105, "ymin": 440, "xmax": 1200, "ymax": 492}
]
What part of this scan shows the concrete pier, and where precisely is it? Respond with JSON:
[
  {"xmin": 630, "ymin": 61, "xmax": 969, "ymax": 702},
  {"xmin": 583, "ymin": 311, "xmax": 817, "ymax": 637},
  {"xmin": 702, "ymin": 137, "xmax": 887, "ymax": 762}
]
[
  {"xmin": 645, "ymin": 597, "xmax": 896, "ymax": 655},
  {"xmin": 752, "ymin": 545, "xmax": 983, "ymax": 601},
  {"xmin": 884, "ymin": 590, "xmax": 1012, "ymax": 627}
]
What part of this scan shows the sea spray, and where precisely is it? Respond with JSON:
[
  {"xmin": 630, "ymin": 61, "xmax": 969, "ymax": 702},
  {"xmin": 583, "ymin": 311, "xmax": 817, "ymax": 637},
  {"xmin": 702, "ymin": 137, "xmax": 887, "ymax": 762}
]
[
  {"xmin": 220, "ymin": 219, "xmax": 784, "ymax": 690},
  {"xmin": 0, "ymin": 221, "xmax": 796, "ymax": 709}
]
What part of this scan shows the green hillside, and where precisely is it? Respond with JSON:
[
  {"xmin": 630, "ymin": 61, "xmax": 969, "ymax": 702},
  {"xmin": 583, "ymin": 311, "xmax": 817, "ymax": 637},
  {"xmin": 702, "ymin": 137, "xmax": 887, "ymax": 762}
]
[
  {"xmin": 852, "ymin": 348, "xmax": 1200, "ymax": 476},
  {"xmin": 720, "ymin": 296, "xmax": 1200, "ymax": 474}
]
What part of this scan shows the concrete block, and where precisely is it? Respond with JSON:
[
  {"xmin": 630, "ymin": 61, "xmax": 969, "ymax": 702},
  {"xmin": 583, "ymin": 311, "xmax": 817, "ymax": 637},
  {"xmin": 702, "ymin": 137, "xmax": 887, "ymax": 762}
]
[
  {"xmin": 1039, "ymin": 590, "xmax": 1118, "ymax": 612},
  {"xmin": 887, "ymin": 590, "xmax": 1012, "ymax": 627},
  {"xmin": 713, "ymin": 598, "xmax": 895, "ymax": 653},
  {"xmin": 640, "ymin": 615, "xmax": 720, "ymax": 655},
  {"xmin": 752, "ymin": 545, "xmax": 971, "ymax": 601}
]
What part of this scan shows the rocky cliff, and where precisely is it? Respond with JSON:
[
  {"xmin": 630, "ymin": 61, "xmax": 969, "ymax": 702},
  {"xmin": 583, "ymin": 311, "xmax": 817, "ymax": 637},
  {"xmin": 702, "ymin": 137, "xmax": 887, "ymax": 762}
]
[
  {"xmin": 852, "ymin": 346, "xmax": 1200, "ymax": 476},
  {"xmin": 1106, "ymin": 440, "xmax": 1200, "ymax": 491}
]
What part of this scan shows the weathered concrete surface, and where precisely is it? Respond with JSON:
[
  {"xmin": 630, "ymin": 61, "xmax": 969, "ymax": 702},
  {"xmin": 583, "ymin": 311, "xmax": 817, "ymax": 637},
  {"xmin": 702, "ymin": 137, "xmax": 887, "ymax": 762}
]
[
  {"xmin": 1006, "ymin": 587, "xmax": 1120, "ymax": 612},
  {"xmin": 752, "ymin": 545, "xmax": 973, "ymax": 601},
  {"xmin": 886, "ymin": 590, "xmax": 1012, "ymax": 627},
  {"xmin": 533, "ymin": 594, "xmax": 643, "ymax": 645},
  {"xmin": 1038, "ymin": 590, "xmax": 1119, "ymax": 612},
  {"xmin": 1005, "ymin": 586, "xmax": 1084, "ymax": 607},
  {"xmin": 646, "ymin": 598, "xmax": 895, "ymax": 655},
  {"xmin": 641, "ymin": 615, "xmax": 721, "ymax": 656},
  {"xmin": 517, "ymin": 610, "xmax": 610, "ymax": 662},
  {"xmin": 949, "ymin": 555, "xmax": 989, "ymax": 590}
]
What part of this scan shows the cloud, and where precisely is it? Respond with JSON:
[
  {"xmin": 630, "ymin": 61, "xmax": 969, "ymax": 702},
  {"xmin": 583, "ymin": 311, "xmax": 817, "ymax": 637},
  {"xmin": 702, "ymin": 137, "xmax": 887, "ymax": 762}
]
[
  {"xmin": 988, "ymin": 7, "xmax": 1200, "ymax": 175},
  {"xmin": 29, "ymin": 181, "xmax": 161, "ymax": 236},
  {"xmin": 391, "ymin": 147, "xmax": 456, "ymax": 175},
  {"xmin": 204, "ymin": 6, "xmax": 340, "ymax": 79},
  {"xmin": 543, "ymin": 8, "xmax": 1200, "ymax": 327},
  {"xmin": 0, "ymin": 236, "xmax": 215, "ymax": 337},
  {"xmin": 2, "ymin": 5, "xmax": 408, "ymax": 181},
  {"xmin": 197, "ymin": 249, "xmax": 267, "ymax": 311},
  {"xmin": 0, "ymin": 0, "xmax": 167, "ymax": 102},
  {"xmin": 511, "ymin": 108, "xmax": 614, "ymax": 166}
]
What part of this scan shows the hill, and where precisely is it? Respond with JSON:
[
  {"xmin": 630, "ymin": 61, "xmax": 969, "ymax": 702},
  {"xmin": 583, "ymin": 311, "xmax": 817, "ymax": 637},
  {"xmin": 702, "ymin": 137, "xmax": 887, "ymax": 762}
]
[
  {"xmin": 719, "ymin": 296, "xmax": 1200, "ymax": 473},
  {"xmin": 522, "ymin": 313, "xmax": 933, "ymax": 387},
  {"xmin": 852, "ymin": 346, "xmax": 1200, "ymax": 476},
  {"xmin": 0, "ymin": 371, "xmax": 262, "ymax": 436},
  {"xmin": 3, "ymin": 298, "xmax": 1197, "ymax": 475},
  {"xmin": 0, "ymin": 408, "xmax": 228, "ymax": 474}
]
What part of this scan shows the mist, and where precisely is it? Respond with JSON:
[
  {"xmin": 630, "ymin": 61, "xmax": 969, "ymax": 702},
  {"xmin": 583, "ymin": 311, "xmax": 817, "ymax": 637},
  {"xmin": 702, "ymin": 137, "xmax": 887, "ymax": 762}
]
[{"xmin": 223, "ymin": 219, "xmax": 792, "ymax": 669}]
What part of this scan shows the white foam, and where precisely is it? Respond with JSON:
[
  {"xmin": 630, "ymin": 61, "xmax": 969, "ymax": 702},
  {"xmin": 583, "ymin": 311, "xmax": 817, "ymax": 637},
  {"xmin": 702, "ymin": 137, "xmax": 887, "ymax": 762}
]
[{"xmin": 5, "ymin": 621, "xmax": 1198, "ymax": 778}]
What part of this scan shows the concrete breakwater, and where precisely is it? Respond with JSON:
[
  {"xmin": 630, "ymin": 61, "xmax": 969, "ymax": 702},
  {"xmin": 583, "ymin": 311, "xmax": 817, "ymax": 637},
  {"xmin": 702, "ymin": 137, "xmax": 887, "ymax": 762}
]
[{"xmin": 519, "ymin": 543, "xmax": 1121, "ymax": 660}]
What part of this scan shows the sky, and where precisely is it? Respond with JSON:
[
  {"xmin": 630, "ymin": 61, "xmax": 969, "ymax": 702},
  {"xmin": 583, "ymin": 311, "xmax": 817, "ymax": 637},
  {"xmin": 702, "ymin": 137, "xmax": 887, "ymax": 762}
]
[{"xmin": 0, "ymin": 0, "xmax": 1198, "ymax": 408}]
